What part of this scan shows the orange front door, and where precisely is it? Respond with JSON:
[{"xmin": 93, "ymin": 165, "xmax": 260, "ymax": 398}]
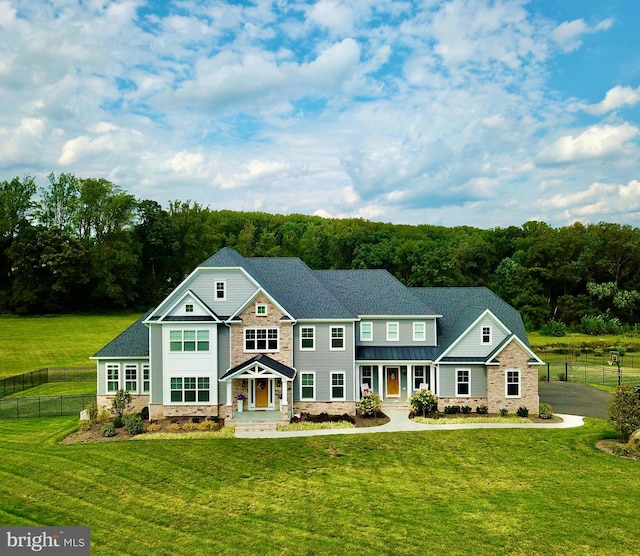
[
  {"xmin": 386, "ymin": 368, "xmax": 400, "ymax": 397},
  {"xmin": 255, "ymin": 378, "xmax": 269, "ymax": 408}
]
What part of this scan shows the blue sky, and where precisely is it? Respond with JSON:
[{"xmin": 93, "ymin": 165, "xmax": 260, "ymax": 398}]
[{"xmin": 1, "ymin": 0, "xmax": 639, "ymax": 228}]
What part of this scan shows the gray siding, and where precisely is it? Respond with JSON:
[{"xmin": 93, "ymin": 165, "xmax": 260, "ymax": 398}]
[
  {"xmin": 446, "ymin": 315, "xmax": 508, "ymax": 358},
  {"xmin": 439, "ymin": 365, "xmax": 487, "ymax": 398},
  {"xmin": 149, "ymin": 324, "xmax": 163, "ymax": 404},
  {"xmin": 293, "ymin": 322, "xmax": 355, "ymax": 401},
  {"xmin": 217, "ymin": 325, "xmax": 230, "ymax": 404},
  {"xmin": 96, "ymin": 359, "xmax": 150, "ymax": 396},
  {"xmin": 356, "ymin": 318, "xmax": 437, "ymax": 346}
]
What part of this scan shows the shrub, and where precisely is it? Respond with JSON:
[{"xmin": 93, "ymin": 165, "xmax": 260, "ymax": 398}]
[
  {"xmin": 557, "ymin": 371, "xmax": 566, "ymax": 382},
  {"xmin": 476, "ymin": 405, "xmax": 488, "ymax": 414},
  {"xmin": 97, "ymin": 410, "xmax": 112, "ymax": 424},
  {"xmin": 538, "ymin": 402, "xmax": 553, "ymax": 420},
  {"xmin": 197, "ymin": 420, "xmax": 219, "ymax": 431},
  {"xmin": 146, "ymin": 423, "xmax": 162, "ymax": 432},
  {"xmin": 182, "ymin": 422, "xmax": 199, "ymax": 431},
  {"xmin": 408, "ymin": 389, "xmax": 438, "ymax": 417},
  {"xmin": 166, "ymin": 423, "xmax": 181, "ymax": 432},
  {"xmin": 123, "ymin": 414, "xmax": 143, "ymax": 436},
  {"xmin": 101, "ymin": 423, "xmax": 116, "ymax": 437},
  {"xmin": 541, "ymin": 319, "xmax": 567, "ymax": 337},
  {"xmin": 499, "ymin": 408, "xmax": 509, "ymax": 417},
  {"xmin": 628, "ymin": 430, "xmax": 640, "ymax": 455},
  {"xmin": 579, "ymin": 313, "xmax": 622, "ymax": 335},
  {"xmin": 356, "ymin": 392, "xmax": 382, "ymax": 417},
  {"xmin": 113, "ymin": 416, "xmax": 124, "ymax": 429},
  {"xmin": 78, "ymin": 420, "xmax": 92, "ymax": 431},
  {"xmin": 460, "ymin": 405, "xmax": 472, "ymax": 414},
  {"xmin": 609, "ymin": 384, "xmax": 640, "ymax": 442},
  {"xmin": 111, "ymin": 389, "xmax": 132, "ymax": 419},
  {"xmin": 516, "ymin": 406, "xmax": 529, "ymax": 418},
  {"xmin": 444, "ymin": 405, "xmax": 461, "ymax": 414},
  {"xmin": 84, "ymin": 401, "xmax": 98, "ymax": 422}
]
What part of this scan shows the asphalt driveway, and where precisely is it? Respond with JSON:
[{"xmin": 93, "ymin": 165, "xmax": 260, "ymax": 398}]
[{"xmin": 539, "ymin": 382, "xmax": 610, "ymax": 419}]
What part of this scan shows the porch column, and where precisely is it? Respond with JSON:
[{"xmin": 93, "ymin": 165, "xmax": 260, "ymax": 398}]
[
  {"xmin": 226, "ymin": 381, "xmax": 232, "ymax": 406},
  {"xmin": 377, "ymin": 365, "xmax": 384, "ymax": 398},
  {"xmin": 408, "ymin": 365, "xmax": 414, "ymax": 395},
  {"xmin": 281, "ymin": 378, "xmax": 288, "ymax": 407}
]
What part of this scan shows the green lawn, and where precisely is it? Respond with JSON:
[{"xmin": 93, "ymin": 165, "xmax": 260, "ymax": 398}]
[
  {"xmin": 0, "ymin": 313, "xmax": 143, "ymax": 378},
  {"xmin": 0, "ymin": 417, "xmax": 639, "ymax": 555},
  {"xmin": 4, "ymin": 381, "xmax": 96, "ymax": 397}
]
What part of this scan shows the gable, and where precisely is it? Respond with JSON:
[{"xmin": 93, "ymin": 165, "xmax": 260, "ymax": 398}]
[{"xmin": 440, "ymin": 311, "xmax": 510, "ymax": 359}]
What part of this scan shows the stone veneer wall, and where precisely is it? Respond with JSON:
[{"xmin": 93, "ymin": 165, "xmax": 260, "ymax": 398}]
[
  {"xmin": 149, "ymin": 403, "xmax": 220, "ymax": 421},
  {"xmin": 486, "ymin": 341, "xmax": 539, "ymax": 413},
  {"xmin": 437, "ymin": 397, "xmax": 488, "ymax": 412},
  {"xmin": 229, "ymin": 292, "xmax": 294, "ymax": 368},
  {"xmin": 97, "ymin": 394, "xmax": 149, "ymax": 415},
  {"xmin": 294, "ymin": 401, "xmax": 356, "ymax": 416}
]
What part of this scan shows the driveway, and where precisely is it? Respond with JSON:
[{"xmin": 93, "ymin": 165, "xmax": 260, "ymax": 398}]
[{"xmin": 539, "ymin": 381, "xmax": 610, "ymax": 419}]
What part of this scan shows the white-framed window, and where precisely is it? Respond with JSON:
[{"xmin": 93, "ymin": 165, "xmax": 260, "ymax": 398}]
[
  {"xmin": 413, "ymin": 365, "xmax": 429, "ymax": 391},
  {"xmin": 506, "ymin": 370, "xmax": 521, "ymax": 398},
  {"xmin": 360, "ymin": 321, "xmax": 373, "ymax": 342},
  {"xmin": 169, "ymin": 330, "xmax": 209, "ymax": 352},
  {"xmin": 481, "ymin": 326, "xmax": 492, "ymax": 345},
  {"xmin": 185, "ymin": 303, "xmax": 194, "ymax": 313},
  {"xmin": 245, "ymin": 327, "xmax": 279, "ymax": 351},
  {"xmin": 300, "ymin": 371, "xmax": 315, "ymax": 400},
  {"xmin": 330, "ymin": 372, "xmax": 346, "ymax": 400},
  {"xmin": 106, "ymin": 363, "xmax": 120, "ymax": 393},
  {"xmin": 170, "ymin": 377, "xmax": 210, "ymax": 403},
  {"xmin": 361, "ymin": 366, "xmax": 373, "ymax": 392},
  {"xmin": 330, "ymin": 326, "xmax": 345, "ymax": 350},
  {"xmin": 142, "ymin": 364, "xmax": 150, "ymax": 393},
  {"xmin": 256, "ymin": 303, "xmax": 267, "ymax": 316},
  {"xmin": 386, "ymin": 322, "xmax": 399, "ymax": 342},
  {"xmin": 456, "ymin": 369, "xmax": 470, "ymax": 397},
  {"xmin": 215, "ymin": 280, "xmax": 226, "ymax": 301},
  {"xmin": 413, "ymin": 322, "xmax": 426, "ymax": 342},
  {"xmin": 124, "ymin": 364, "xmax": 138, "ymax": 393},
  {"xmin": 300, "ymin": 326, "xmax": 315, "ymax": 351}
]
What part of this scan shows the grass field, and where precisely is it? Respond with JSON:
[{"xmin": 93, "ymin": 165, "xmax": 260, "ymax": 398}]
[
  {"xmin": 0, "ymin": 313, "xmax": 142, "ymax": 378},
  {"xmin": 0, "ymin": 417, "xmax": 639, "ymax": 555}
]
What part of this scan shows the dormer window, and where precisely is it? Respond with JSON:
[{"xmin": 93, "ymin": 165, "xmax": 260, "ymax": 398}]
[
  {"xmin": 185, "ymin": 303, "xmax": 194, "ymax": 313},
  {"xmin": 215, "ymin": 281, "xmax": 226, "ymax": 301},
  {"xmin": 256, "ymin": 304, "xmax": 267, "ymax": 316},
  {"xmin": 481, "ymin": 326, "xmax": 492, "ymax": 345}
]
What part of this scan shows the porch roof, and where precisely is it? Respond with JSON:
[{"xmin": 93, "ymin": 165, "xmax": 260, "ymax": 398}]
[
  {"xmin": 356, "ymin": 345, "xmax": 437, "ymax": 361},
  {"xmin": 220, "ymin": 354, "xmax": 296, "ymax": 381}
]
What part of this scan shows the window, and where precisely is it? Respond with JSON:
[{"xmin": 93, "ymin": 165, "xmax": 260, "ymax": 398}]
[
  {"xmin": 481, "ymin": 326, "xmax": 492, "ymax": 344},
  {"xmin": 413, "ymin": 322, "xmax": 426, "ymax": 342},
  {"xmin": 300, "ymin": 372, "xmax": 315, "ymax": 400},
  {"xmin": 360, "ymin": 321, "xmax": 373, "ymax": 342},
  {"xmin": 124, "ymin": 364, "xmax": 137, "ymax": 392},
  {"xmin": 300, "ymin": 326, "xmax": 315, "ymax": 350},
  {"xmin": 330, "ymin": 326, "xmax": 345, "ymax": 350},
  {"xmin": 245, "ymin": 328, "xmax": 279, "ymax": 351},
  {"xmin": 106, "ymin": 364, "xmax": 119, "ymax": 393},
  {"xmin": 142, "ymin": 364, "xmax": 150, "ymax": 393},
  {"xmin": 506, "ymin": 370, "xmax": 520, "ymax": 398},
  {"xmin": 386, "ymin": 322, "xmax": 399, "ymax": 342},
  {"xmin": 169, "ymin": 330, "xmax": 209, "ymax": 352},
  {"xmin": 361, "ymin": 366, "xmax": 373, "ymax": 391},
  {"xmin": 256, "ymin": 304, "xmax": 267, "ymax": 316},
  {"xmin": 413, "ymin": 366, "xmax": 429, "ymax": 391},
  {"xmin": 185, "ymin": 303, "xmax": 194, "ymax": 313},
  {"xmin": 215, "ymin": 281, "xmax": 226, "ymax": 300},
  {"xmin": 456, "ymin": 369, "xmax": 470, "ymax": 397},
  {"xmin": 330, "ymin": 372, "xmax": 346, "ymax": 400},
  {"xmin": 170, "ymin": 377, "xmax": 210, "ymax": 403}
]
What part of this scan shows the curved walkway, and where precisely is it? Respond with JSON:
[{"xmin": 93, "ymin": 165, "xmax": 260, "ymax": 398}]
[{"xmin": 235, "ymin": 408, "xmax": 584, "ymax": 439}]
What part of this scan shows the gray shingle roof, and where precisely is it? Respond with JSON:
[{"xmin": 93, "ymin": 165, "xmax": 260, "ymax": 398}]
[{"xmin": 92, "ymin": 311, "xmax": 151, "ymax": 358}]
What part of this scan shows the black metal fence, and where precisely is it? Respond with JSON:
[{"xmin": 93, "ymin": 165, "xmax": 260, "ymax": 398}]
[
  {"xmin": 0, "ymin": 367, "xmax": 95, "ymax": 398},
  {"xmin": 0, "ymin": 394, "xmax": 96, "ymax": 419},
  {"xmin": 541, "ymin": 351, "xmax": 639, "ymax": 369},
  {"xmin": 540, "ymin": 362, "xmax": 640, "ymax": 387}
]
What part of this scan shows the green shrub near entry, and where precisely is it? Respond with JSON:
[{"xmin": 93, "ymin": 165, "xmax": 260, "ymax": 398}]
[
  {"xmin": 461, "ymin": 405, "xmax": 472, "ymax": 414},
  {"xmin": 444, "ymin": 405, "xmax": 461, "ymax": 414},
  {"xmin": 123, "ymin": 414, "xmax": 143, "ymax": 436},
  {"xmin": 609, "ymin": 385, "xmax": 640, "ymax": 442},
  {"xmin": 538, "ymin": 403, "xmax": 553, "ymax": 420},
  {"xmin": 500, "ymin": 408, "xmax": 509, "ymax": 417},
  {"xmin": 408, "ymin": 389, "xmax": 438, "ymax": 417},
  {"xmin": 101, "ymin": 423, "xmax": 116, "ymax": 437},
  {"xmin": 476, "ymin": 405, "xmax": 489, "ymax": 414},
  {"xmin": 516, "ymin": 406, "xmax": 529, "ymax": 418},
  {"xmin": 356, "ymin": 392, "xmax": 382, "ymax": 417}
]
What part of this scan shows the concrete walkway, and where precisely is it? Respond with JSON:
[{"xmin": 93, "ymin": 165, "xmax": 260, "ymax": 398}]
[{"xmin": 234, "ymin": 408, "xmax": 584, "ymax": 439}]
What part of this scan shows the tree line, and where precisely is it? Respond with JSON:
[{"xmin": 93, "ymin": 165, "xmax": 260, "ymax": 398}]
[{"xmin": 2, "ymin": 173, "xmax": 640, "ymax": 331}]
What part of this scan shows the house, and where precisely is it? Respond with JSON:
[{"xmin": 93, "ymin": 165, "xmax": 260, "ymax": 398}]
[{"xmin": 92, "ymin": 247, "xmax": 543, "ymax": 422}]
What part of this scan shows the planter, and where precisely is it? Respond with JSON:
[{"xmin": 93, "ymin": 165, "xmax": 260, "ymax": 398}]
[{"xmin": 237, "ymin": 399, "xmax": 244, "ymax": 412}]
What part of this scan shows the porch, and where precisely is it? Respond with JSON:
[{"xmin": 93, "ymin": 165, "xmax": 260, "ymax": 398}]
[
  {"xmin": 229, "ymin": 409, "xmax": 290, "ymax": 433},
  {"xmin": 357, "ymin": 362, "xmax": 436, "ymax": 402}
]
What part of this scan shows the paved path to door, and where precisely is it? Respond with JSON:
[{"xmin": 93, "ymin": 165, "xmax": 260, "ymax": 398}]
[{"xmin": 539, "ymin": 381, "xmax": 610, "ymax": 419}]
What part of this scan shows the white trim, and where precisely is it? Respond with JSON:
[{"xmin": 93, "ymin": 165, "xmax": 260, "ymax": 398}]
[
  {"xmin": 255, "ymin": 303, "xmax": 268, "ymax": 316},
  {"xmin": 455, "ymin": 368, "xmax": 471, "ymax": 397},
  {"xmin": 227, "ymin": 287, "xmax": 296, "ymax": 323},
  {"xmin": 505, "ymin": 369, "xmax": 521, "ymax": 398},
  {"xmin": 329, "ymin": 325, "xmax": 346, "ymax": 351},
  {"xmin": 250, "ymin": 377, "xmax": 274, "ymax": 410},
  {"xmin": 124, "ymin": 363, "xmax": 138, "ymax": 394},
  {"xmin": 299, "ymin": 325, "xmax": 316, "ymax": 351},
  {"xmin": 153, "ymin": 289, "xmax": 220, "ymax": 323},
  {"xmin": 106, "ymin": 362, "xmax": 120, "ymax": 393},
  {"xmin": 168, "ymin": 375, "xmax": 213, "ymax": 405},
  {"xmin": 330, "ymin": 371, "xmax": 346, "ymax": 401},
  {"xmin": 386, "ymin": 322, "xmax": 399, "ymax": 342},
  {"xmin": 142, "ymin": 363, "xmax": 150, "ymax": 394},
  {"xmin": 385, "ymin": 366, "xmax": 401, "ymax": 398},
  {"xmin": 360, "ymin": 321, "xmax": 373, "ymax": 342},
  {"xmin": 300, "ymin": 371, "xmax": 316, "ymax": 401},
  {"xmin": 214, "ymin": 280, "xmax": 226, "ymax": 301},
  {"xmin": 481, "ymin": 325, "xmax": 492, "ymax": 345},
  {"xmin": 244, "ymin": 327, "xmax": 279, "ymax": 353},
  {"xmin": 413, "ymin": 321, "xmax": 426, "ymax": 342}
]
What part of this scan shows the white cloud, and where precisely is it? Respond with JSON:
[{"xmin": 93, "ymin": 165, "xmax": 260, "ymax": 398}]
[
  {"xmin": 536, "ymin": 124, "xmax": 639, "ymax": 165},
  {"xmin": 579, "ymin": 85, "xmax": 640, "ymax": 115},
  {"xmin": 552, "ymin": 17, "xmax": 613, "ymax": 52}
]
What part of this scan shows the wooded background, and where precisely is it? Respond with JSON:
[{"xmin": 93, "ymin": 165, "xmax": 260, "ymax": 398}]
[{"xmin": 2, "ymin": 173, "xmax": 639, "ymax": 331}]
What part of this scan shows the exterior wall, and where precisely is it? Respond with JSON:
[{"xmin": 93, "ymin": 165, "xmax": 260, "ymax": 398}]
[
  {"xmin": 359, "ymin": 318, "xmax": 437, "ymax": 346},
  {"xmin": 149, "ymin": 324, "xmax": 163, "ymax": 404},
  {"xmin": 217, "ymin": 325, "xmax": 230, "ymax": 404},
  {"xmin": 97, "ymin": 394, "xmax": 149, "ymax": 415},
  {"xmin": 149, "ymin": 403, "xmax": 220, "ymax": 421},
  {"xmin": 230, "ymin": 293, "xmax": 293, "ymax": 367},
  {"xmin": 438, "ymin": 365, "xmax": 486, "ymax": 398},
  {"xmin": 446, "ymin": 314, "xmax": 508, "ymax": 358},
  {"xmin": 96, "ymin": 359, "xmax": 150, "ymax": 396},
  {"xmin": 294, "ymin": 401, "xmax": 356, "ymax": 416},
  {"xmin": 437, "ymin": 397, "xmax": 488, "ymax": 411},
  {"xmin": 486, "ymin": 341, "xmax": 539, "ymax": 413}
]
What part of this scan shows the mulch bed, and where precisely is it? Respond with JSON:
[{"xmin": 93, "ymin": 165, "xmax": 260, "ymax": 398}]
[{"xmin": 596, "ymin": 439, "xmax": 640, "ymax": 460}]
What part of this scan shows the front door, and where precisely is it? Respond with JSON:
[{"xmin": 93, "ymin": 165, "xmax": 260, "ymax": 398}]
[
  {"xmin": 386, "ymin": 367, "xmax": 400, "ymax": 397},
  {"xmin": 255, "ymin": 378, "xmax": 270, "ymax": 408}
]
